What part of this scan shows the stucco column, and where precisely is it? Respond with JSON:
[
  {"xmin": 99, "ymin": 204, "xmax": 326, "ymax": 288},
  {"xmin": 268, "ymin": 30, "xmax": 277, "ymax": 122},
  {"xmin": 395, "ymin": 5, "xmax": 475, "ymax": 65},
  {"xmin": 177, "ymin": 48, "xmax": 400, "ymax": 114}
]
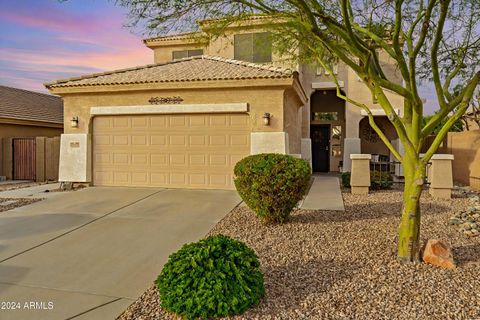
[
  {"xmin": 58, "ymin": 133, "xmax": 92, "ymax": 183},
  {"xmin": 429, "ymin": 154, "xmax": 454, "ymax": 199},
  {"xmin": 343, "ymin": 138, "xmax": 361, "ymax": 172},
  {"xmin": 350, "ymin": 154, "xmax": 371, "ymax": 195},
  {"xmin": 250, "ymin": 132, "xmax": 289, "ymax": 154},
  {"xmin": 301, "ymin": 138, "xmax": 312, "ymax": 169}
]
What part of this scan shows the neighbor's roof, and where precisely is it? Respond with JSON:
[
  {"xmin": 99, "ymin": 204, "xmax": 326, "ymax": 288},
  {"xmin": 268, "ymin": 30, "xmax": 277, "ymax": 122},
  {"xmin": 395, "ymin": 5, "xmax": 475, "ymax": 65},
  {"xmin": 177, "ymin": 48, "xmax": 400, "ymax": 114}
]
[
  {"xmin": 44, "ymin": 56, "xmax": 295, "ymax": 89},
  {"xmin": 0, "ymin": 85, "xmax": 63, "ymax": 124}
]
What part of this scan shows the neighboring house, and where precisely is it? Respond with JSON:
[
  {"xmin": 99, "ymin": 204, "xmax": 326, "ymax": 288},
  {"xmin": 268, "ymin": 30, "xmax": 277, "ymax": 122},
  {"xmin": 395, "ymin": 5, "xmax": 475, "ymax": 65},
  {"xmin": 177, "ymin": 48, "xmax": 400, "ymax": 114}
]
[
  {"xmin": 0, "ymin": 85, "xmax": 63, "ymax": 180},
  {"xmin": 463, "ymin": 110, "xmax": 480, "ymax": 131},
  {"xmin": 45, "ymin": 17, "xmax": 403, "ymax": 190}
]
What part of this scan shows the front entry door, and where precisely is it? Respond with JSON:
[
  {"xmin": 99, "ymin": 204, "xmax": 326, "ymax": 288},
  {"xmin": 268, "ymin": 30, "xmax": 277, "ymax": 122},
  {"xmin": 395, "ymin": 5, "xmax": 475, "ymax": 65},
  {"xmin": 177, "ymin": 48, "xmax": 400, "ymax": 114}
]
[{"xmin": 311, "ymin": 125, "xmax": 330, "ymax": 172}]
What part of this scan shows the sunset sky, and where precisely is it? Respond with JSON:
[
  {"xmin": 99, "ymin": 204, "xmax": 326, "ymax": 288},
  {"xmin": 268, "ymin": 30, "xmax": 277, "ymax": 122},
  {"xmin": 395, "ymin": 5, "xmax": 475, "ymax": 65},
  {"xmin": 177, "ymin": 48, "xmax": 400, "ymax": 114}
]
[
  {"xmin": 0, "ymin": 0, "xmax": 151, "ymax": 92},
  {"xmin": 0, "ymin": 0, "xmax": 439, "ymax": 113}
]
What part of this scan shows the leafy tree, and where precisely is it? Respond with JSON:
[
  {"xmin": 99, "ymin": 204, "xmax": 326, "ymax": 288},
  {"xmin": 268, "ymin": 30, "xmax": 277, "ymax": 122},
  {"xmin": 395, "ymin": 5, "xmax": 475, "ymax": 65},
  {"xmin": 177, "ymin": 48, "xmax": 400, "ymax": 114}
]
[
  {"xmin": 116, "ymin": 0, "xmax": 480, "ymax": 263},
  {"xmin": 422, "ymin": 113, "xmax": 464, "ymax": 134}
]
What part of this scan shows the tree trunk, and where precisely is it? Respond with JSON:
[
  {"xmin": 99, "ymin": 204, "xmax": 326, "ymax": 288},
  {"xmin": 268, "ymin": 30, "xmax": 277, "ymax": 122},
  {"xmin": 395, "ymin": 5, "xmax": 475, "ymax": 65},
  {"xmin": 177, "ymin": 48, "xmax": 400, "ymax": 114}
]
[{"xmin": 397, "ymin": 158, "xmax": 425, "ymax": 263}]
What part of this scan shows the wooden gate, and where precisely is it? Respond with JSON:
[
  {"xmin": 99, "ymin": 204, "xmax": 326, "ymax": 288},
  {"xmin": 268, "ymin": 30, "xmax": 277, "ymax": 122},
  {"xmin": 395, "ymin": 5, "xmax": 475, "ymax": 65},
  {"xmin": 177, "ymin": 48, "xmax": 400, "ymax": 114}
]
[{"xmin": 13, "ymin": 138, "xmax": 36, "ymax": 180}]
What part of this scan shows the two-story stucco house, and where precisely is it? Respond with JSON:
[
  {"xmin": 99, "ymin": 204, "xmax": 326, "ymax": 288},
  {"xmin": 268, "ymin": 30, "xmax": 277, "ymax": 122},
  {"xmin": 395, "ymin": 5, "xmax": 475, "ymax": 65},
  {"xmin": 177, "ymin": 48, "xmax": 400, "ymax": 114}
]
[{"xmin": 45, "ymin": 16, "xmax": 403, "ymax": 190}]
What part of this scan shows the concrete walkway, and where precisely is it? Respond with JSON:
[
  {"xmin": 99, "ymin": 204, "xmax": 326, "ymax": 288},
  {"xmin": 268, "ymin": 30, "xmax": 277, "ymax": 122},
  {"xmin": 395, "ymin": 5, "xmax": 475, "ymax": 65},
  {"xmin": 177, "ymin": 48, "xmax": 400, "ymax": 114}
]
[
  {"xmin": 301, "ymin": 175, "xmax": 345, "ymax": 211},
  {"xmin": 0, "ymin": 183, "xmax": 61, "ymax": 199},
  {"xmin": 0, "ymin": 187, "xmax": 241, "ymax": 320}
]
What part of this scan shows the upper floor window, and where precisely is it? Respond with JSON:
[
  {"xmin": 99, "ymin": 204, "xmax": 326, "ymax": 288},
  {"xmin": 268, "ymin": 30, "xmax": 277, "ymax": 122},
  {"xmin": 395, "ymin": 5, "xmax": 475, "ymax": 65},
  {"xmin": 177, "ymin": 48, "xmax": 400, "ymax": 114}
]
[
  {"xmin": 234, "ymin": 32, "xmax": 272, "ymax": 63},
  {"xmin": 172, "ymin": 49, "xmax": 204, "ymax": 61},
  {"xmin": 316, "ymin": 60, "xmax": 339, "ymax": 76}
]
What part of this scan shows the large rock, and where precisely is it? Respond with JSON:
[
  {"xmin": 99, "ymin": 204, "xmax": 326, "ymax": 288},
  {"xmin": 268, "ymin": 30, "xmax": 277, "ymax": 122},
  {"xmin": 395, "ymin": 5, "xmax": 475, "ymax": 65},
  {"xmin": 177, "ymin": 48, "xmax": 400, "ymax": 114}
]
[{"xmin": 422, "ymin": 239, "xmax": 456, "ymax": 269}]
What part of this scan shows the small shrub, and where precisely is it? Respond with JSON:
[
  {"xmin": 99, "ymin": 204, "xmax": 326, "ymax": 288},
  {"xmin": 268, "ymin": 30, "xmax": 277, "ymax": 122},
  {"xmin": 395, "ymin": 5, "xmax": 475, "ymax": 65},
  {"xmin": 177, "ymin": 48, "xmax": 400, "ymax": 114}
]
[
  {"xmin": 341, "ymin": 171, "xmax": 393, "ymax": 189},
  {"xmin": 156, "ymin": 235, "xmax": 265, "ymax": 320},
  {"xmin": 234, "ymin": 153, "xmax": 311, "ymax": 223},
  {"xmin": 341, "ymin": 171, "xmax": 351, "ymax": 188},
  {"xmin": 370, "ymin": 170, "xmax": 393, "ymax": 190}
]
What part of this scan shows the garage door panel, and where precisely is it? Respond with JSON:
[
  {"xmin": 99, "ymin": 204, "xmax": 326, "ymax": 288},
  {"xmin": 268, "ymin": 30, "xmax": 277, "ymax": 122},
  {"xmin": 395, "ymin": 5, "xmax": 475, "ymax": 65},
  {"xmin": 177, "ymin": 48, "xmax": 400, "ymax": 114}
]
[
  {"xmin": 229, "ymin": 114, "xmax": 249, "ymax": 126},
  {"xmin": 131, "ymin": 116, "xmax": 149, "ymax": 128},
  {"xmin": 93, "ymin": 114, "xmax": 250, "ymax": 189},
  {"xmin": 113, "ymin": 136, "xmax": 128, "ymax": 145},
  {"xmin": 113, "ymin": 172, "xmax": 130, "ymax": 184},
  {"xmin": 132, "ymin": 154, "xmax": 148, "ymax": 165},
  {"xmin": 150, "ymin": 135, "xmax": 167, "ymax": 145},
  {"xmin": 189, "ymin": 116, "xmax": 207, "ymax": 126},
  {"xmin": 95, "ymin": 171, "xmax": 112, "ymax": 185},
  {"xmin": 169, "ymin": 116, "xmax": 186, "ymax": 127}
]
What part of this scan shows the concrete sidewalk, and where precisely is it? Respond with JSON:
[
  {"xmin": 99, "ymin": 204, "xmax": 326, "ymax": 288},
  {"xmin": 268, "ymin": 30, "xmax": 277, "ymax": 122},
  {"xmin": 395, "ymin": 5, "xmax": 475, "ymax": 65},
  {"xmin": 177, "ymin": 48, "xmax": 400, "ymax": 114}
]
[
  {"xmin": 0, "ymin": 187, "xmax": 241, "ymax": 320},
  {"xmin": 0, "ymin": 183, "xmax": 61, "ymax": 199},
  {"xmin": 301, "ymin": 175, "xmax": 345, "ymax": 211}
]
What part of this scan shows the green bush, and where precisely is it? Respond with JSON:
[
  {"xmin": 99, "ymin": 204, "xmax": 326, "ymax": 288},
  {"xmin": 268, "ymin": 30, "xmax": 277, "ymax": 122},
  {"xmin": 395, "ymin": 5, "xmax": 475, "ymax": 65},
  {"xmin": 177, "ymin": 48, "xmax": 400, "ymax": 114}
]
[
  {"xmin": 233, "ymin": 153, "xmax": 311, "ymax": 223},
  {"xmin": 370, "ymin": 170, "xmax": 393, "ymax": 190},
  {"xmin": 341, "ymin": 171, "xmax": 393, "ymax": 189},
  {"xmin": 341, "ymin": 171, "xmax": 351, "ymax": 188},
  {"xmin": 156, "ymin": 235, "xmax": 265, "ymax": 320}
]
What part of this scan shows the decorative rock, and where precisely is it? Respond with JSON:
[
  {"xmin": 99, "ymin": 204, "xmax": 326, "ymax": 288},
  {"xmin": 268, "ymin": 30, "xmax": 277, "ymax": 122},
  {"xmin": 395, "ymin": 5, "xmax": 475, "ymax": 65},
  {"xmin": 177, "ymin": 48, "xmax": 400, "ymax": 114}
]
[
  {"xmin": 422, "ymin": 239, "xmax": 456, "ymax": 270},
  {"xmin": 449, "ymin": 218, "xmax": 463, "ymax": 225}
]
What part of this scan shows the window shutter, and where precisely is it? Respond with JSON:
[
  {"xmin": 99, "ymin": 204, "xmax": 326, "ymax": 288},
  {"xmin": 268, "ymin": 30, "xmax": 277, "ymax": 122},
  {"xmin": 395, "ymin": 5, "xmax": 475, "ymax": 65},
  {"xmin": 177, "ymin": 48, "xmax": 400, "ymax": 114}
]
[
  {"xmin": 234, "ymin": 34, "xmax": 253, "ymax": 62},
  {"xmin": 188, "ymin": 49, "xmax": 203, "ymax": 57},
  {"xmin": 252, "ymin": 32, "xmax": 272, "ymax": 63},
  {"xmin": 172, "ymin": 50, "xmax": 189, "ymax": 60}
]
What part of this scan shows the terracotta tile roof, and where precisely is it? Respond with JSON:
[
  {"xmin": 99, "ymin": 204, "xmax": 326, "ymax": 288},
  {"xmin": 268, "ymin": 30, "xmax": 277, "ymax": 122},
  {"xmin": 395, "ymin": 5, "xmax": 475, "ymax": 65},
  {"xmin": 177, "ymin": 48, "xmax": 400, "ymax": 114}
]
[
  {"xmin": 45, "ymin": 56, "xmax": 295, "ymax": 89},
  {"xmin": 0, "ymin": 85, "xmax": 63, "ymax": 124},
  {"xmin": 143, "ymin": 31, "xmax": 200, "ymax": 43}
]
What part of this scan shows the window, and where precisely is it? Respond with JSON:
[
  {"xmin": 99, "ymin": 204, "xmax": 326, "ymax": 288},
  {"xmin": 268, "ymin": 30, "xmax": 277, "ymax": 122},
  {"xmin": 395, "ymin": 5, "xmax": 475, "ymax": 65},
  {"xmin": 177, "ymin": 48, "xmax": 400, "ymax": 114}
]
[
  {"xmin": 234, "ymin": 32, "xmax": 272, "ymax": 63},
  {"xmin": 316, "ymin": 60, "xmax": 339, "ymax": 76},
  {"xmin": 331, "ymin": 126, "xmax": 342, "ymax": 157},
  {"xmin": 172, "ymin": 49, "xmax": 204, "ymax": 61},
  {"xmin": 312, "ymin": 112, "xmax": 339, "ymax": 121}
]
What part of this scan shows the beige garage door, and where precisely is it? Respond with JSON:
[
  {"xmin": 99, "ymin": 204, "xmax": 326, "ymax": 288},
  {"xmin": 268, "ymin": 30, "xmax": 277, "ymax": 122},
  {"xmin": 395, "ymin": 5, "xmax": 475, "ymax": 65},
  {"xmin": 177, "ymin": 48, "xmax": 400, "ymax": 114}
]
[{"xmin": 92, "ymin": 113, "xmax": 250, "ymax": 189}]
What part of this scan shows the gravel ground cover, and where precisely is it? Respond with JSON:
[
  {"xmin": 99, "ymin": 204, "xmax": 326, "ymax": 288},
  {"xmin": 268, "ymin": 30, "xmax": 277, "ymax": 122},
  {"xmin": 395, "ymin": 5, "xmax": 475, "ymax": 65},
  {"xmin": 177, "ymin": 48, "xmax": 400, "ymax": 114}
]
[
  {"xmin": 0, "ymin": 197, "xmax": 42, "ymax": 212},
  {"xmin": 119, "ymin": 189, "xmax": 480, "ymax": 320},
  {"xmin": 0, "ymin": 181, "xmax": 44, "ymax": 192}
]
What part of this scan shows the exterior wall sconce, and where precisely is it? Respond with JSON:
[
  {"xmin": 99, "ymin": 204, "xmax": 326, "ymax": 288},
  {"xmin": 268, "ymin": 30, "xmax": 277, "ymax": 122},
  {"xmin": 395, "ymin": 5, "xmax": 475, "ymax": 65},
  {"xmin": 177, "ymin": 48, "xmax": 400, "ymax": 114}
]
[
  {"xmin": 263, "ymin": 112, "xmax": 271, "ymax": 126},
  {"xmin": 70, "ymin": 116, "xmax": 79, "ymax": 128}
]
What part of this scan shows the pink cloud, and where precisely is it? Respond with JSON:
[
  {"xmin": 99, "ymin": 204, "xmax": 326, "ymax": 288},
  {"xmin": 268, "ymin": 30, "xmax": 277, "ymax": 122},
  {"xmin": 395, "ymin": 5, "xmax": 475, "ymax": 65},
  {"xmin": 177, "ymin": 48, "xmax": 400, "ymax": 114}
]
[
  {"xmin": 0, "ymin": 74, "xmax": 48, "ymax": 93},
  {"xmin": 0, "ymin": 2, "xmax": 155, "ymax": 93},
  {"xmin": 0, "ymin": 6, "xmax": 120, "ymax": 34},
  {"xmin": 0, "ymin": 47, "xmax": 152, "ymax": 75}
]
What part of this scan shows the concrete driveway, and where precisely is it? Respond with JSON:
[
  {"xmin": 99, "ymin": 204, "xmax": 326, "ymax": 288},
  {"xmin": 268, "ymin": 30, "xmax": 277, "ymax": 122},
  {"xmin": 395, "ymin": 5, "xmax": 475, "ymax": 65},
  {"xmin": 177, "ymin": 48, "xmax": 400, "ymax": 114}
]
[{"xmin": 0, "ymin": 187, "xmax": 241, "ymax": 320}]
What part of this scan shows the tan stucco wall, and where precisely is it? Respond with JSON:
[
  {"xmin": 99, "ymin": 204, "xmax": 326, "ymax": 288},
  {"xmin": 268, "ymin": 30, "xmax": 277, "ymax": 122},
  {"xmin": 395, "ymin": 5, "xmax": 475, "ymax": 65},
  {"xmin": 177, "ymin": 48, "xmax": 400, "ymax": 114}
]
[
  {"xmin": 0, "ymin": 123, "xmax": 62, "ymax": 177},
  {"xmin": 445, "ymin": 130, "xmax": 480, "ymax": 189},
  {"xmin": 148, "ymin": 30, "xmax": 404, "ymax": 156},
  {"xmin": 423, "ymin": 130, "xmax": 480, "ymax": 190},
  {"xmin": 150, "ymin": 27, "xmax": 296, "ymax": 70},
  {"xmin": 62, "ymin": 86, "xmax": 288, "ymax": 135},
  {"xmin": 345, "ymin": 67, "xmax": 404, "ymax": 139},
  {"xmin": 298, "ymin": 57, "xmax": 403, "ymax": 144},
  {"xmin": 283, "ymin": 88, "xmax": 303, "ymax": 154}
]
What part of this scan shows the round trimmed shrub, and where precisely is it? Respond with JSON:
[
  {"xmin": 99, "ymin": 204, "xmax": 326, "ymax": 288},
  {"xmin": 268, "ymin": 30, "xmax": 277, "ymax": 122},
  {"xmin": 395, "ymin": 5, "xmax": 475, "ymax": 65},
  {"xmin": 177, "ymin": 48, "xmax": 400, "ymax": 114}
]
[
  {"xmin": 234, "ymin": 153, "xmax": 311, "ymax": 223},
  {"xmin": 156, "ymin": 234, "xmax": 264, "ymax": 320}
]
